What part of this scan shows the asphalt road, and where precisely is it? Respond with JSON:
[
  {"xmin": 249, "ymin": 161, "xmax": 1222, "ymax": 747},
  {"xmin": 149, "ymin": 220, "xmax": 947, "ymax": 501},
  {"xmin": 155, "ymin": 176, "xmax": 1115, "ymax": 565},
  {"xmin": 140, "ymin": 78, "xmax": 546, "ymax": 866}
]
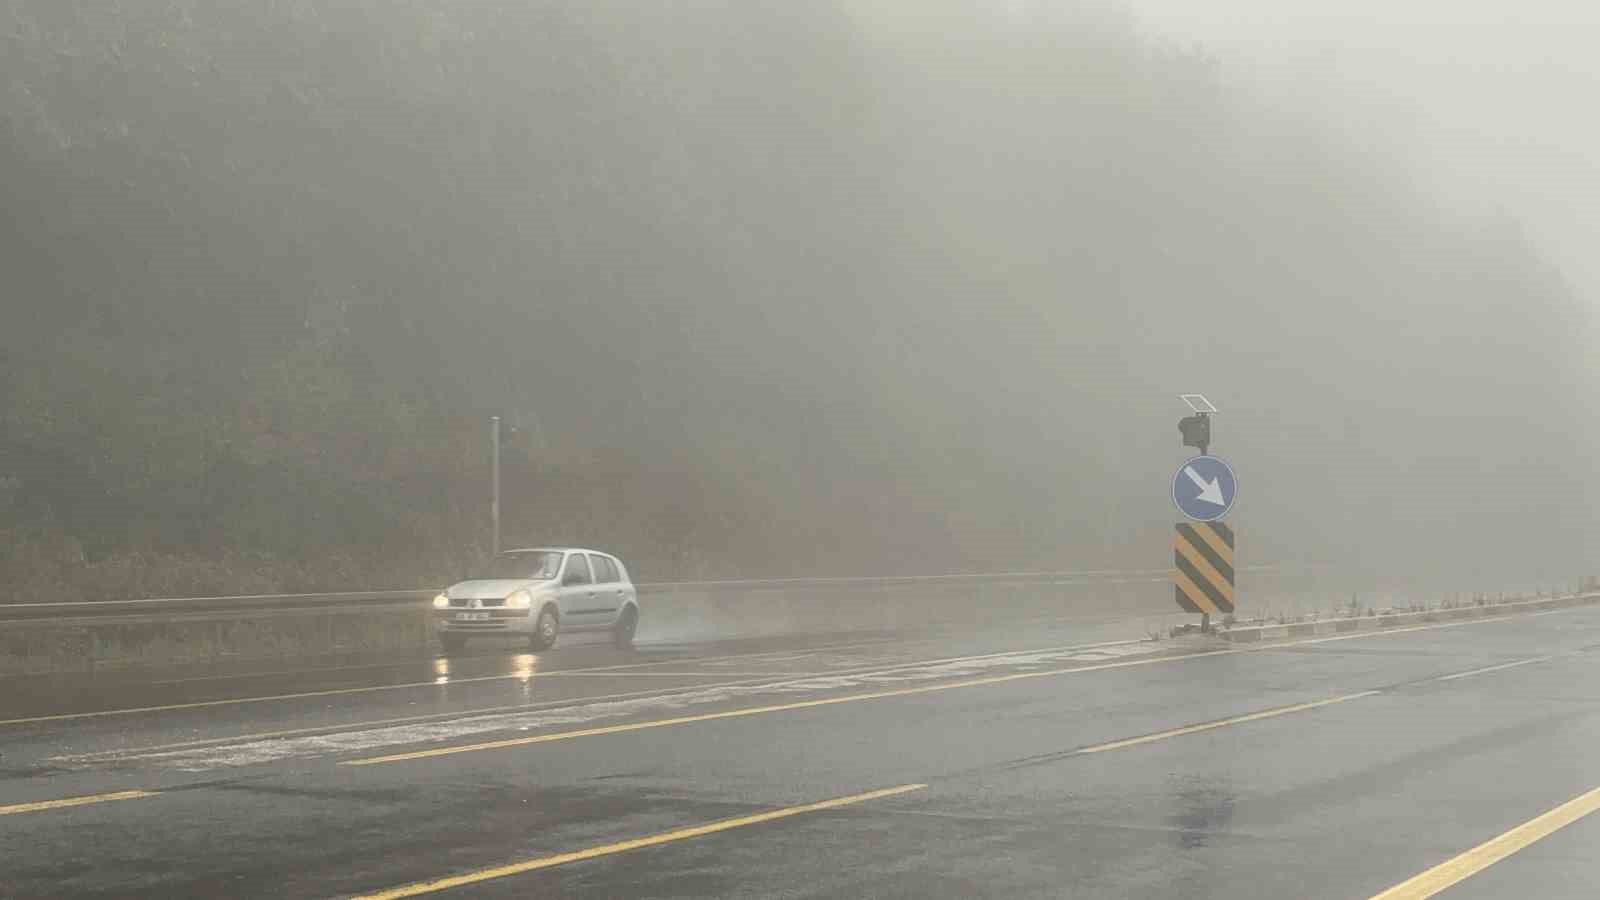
[{"xmin": 3, "ymin": 604, "xmax": 1599, "ymax": 898}]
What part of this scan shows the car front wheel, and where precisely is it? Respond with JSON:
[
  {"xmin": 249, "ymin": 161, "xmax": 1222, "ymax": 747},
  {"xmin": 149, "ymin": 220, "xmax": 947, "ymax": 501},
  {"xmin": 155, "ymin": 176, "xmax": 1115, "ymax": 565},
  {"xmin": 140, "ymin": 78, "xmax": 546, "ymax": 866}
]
[{"xmin": 530, "ymin": 607, "xmax": 559, "ymax": 651}]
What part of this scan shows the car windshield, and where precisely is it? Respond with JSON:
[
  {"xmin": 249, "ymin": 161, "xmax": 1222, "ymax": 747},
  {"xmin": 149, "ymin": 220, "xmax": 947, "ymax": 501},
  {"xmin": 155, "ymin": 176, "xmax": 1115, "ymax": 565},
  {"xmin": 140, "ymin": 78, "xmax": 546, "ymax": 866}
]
[{"xmin": 470, "ymin": 551, "xmax": 562, "ymax": 581}]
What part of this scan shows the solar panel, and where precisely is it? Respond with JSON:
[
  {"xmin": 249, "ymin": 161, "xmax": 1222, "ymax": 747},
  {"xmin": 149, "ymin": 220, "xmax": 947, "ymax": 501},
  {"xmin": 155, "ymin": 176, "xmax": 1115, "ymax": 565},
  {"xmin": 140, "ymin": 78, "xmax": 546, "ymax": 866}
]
[{"xmin": 1180, "ymin": 394, "xmax": 1217, "ymax": 414}]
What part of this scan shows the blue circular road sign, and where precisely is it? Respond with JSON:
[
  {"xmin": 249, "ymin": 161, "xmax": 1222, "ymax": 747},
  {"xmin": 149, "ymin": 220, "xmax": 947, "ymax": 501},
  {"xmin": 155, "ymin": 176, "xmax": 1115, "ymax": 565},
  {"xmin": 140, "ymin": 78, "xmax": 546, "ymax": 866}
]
[{"xmin": 1172, "ymin": 455, "xmax": 1237, "ymax": 522}]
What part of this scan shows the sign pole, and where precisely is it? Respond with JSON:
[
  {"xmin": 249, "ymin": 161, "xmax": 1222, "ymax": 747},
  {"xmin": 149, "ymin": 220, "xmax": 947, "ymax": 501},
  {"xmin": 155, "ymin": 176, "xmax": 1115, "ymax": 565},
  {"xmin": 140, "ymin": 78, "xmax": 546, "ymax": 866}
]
[
  {"xmin": 1173, "ymin": 395, "xmax": 1235, "ymax": 633},
  {"xmin": 491, "ymin": 416, "xmax": 501, "ymax": 558}
]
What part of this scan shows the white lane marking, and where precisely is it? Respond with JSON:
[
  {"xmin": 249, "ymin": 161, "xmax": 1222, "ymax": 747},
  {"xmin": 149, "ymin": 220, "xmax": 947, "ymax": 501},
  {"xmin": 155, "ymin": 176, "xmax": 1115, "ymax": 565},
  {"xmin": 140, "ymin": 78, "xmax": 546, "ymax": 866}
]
[
  {"xmin": 42, "ymin": 683, "xmax": 806, "ymax": 760},
  {"xmin": 537, "ymin": 671, "xmax": 835, "ymax": 677},
  {"xmin": 55, "ymin": 642, "xmax": 1170, "ymax": 771},
  {"xmin": 0, "ymin": 638, "xmax": 950, "ymax": 727},
  {"xmin": 140, "ymin": 642, "xmax": 883, "ymax": 687},
  {"xmin": 38, "ymin": 638, "xmax": 1157, "ymax": 762},
  {"xmin": 41, "ymin": 604, "xmax": 1598, "ymax": 770},
  {"xmin": 2, "ymin": 626, "xmax": 1146, "ymax": 727},
  {"xmin": 1073, "ymin": 691, "xmax": 1381, "ymax": 755},
  {"xmin": 1430, "ymin": 656, "xmax": 1554, "ymax": 682},
  {"xmin": 706, "ymin": 653, "xmax": 816, "ymax": 665}
]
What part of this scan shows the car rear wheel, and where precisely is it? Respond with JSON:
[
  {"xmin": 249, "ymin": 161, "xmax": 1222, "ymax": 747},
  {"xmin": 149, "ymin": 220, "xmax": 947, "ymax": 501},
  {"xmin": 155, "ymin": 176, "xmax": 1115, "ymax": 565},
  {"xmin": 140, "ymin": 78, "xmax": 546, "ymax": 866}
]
[
  {"xmin": 440, "ymin": 633, "xmax": 467, "ymax": 654},
  {"xmin": 530, "ymin": 607, "xmax": 559, "ymax": 651},
  {"xmin": 612, "ymin": 605, "xmax": 638, "ymax": 649}
]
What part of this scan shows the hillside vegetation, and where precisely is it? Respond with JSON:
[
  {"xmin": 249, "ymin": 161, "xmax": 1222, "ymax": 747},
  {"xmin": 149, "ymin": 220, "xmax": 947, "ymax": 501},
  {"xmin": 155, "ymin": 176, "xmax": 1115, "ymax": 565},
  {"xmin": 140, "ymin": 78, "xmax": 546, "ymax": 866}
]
[{"xmin": 2, "ymin": 2, "xmax": 1593, "ymax": 600}]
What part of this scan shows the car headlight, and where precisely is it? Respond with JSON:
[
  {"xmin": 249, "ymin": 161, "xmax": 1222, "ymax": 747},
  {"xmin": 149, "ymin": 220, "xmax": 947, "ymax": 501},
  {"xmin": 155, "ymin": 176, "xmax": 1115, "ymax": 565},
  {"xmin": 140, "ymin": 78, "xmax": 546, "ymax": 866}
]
[
  {"xmin": 506, "ymin": 589, "xmax": 532, "ymax": 609},
  {"xmin": 433, "ymin": 593, "xmax": 450, "ymax": 609}
]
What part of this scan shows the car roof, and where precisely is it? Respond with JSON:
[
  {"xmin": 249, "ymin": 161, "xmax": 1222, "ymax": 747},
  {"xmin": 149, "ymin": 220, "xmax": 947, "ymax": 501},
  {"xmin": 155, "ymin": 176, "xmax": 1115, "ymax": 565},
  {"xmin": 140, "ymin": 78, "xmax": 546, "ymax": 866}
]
[{"xmin": 503, "ymin": 547, "xmax": 615, "ymax": 557}]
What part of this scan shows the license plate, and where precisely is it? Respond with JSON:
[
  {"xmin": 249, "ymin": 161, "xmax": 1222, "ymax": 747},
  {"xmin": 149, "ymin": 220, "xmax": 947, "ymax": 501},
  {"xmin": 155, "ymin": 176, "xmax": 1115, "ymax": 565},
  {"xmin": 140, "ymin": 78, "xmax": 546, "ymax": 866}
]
[{"xmin": 455, "ymin": 611, "xmax": 489, "ymax": 621}]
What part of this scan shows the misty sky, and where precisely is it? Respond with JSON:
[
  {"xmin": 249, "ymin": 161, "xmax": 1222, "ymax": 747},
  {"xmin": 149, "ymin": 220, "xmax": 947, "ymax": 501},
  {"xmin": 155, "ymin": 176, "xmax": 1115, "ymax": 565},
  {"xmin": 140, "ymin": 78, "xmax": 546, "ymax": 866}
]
[
  {"xmin": 1116, "ymin": 0, "xmax": 1600, "ymax": 311},
  {"xmin": 4, "ymin": 0, "xmax": 1594, "ymax": 596}
]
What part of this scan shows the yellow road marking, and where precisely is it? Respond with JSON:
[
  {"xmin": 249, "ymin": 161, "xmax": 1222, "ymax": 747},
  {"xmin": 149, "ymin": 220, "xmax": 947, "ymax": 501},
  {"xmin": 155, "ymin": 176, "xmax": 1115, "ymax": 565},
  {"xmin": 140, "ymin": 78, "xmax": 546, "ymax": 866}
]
[
  {"xmin": 343, "ymin": 648, "xmax": 1249, "ymax": 765},
  {"xmin": 1074, "ymin": 691, "xmax": 1379, "ymax": 754},
  {"xmin": 0, "ymin": 790, "xmax": 158, "ymax": 817},
  {"xmin": 1173, "ymin": 567, "xmax": 1221, "ymax": 615},
  {"xmin": 350, "ymin": 783, "xmax": 927, "ymax": 899},
  {"xmin": 1369, "ymin": 785, "xmax": 1600, "ymax": 899}
]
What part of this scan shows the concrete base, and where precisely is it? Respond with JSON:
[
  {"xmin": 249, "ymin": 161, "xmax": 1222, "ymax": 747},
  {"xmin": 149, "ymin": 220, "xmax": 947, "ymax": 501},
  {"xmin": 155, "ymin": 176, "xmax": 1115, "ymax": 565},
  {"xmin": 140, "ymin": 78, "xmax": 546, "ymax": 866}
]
[{"xmin": 1216, "ymin": 592, "xmax": 1600, "ymax": 644}]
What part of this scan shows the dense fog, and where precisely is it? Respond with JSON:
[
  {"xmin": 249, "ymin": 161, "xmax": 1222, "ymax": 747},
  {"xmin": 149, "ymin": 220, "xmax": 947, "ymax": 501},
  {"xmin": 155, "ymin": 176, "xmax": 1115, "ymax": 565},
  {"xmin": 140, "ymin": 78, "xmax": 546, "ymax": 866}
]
[{"xmin": 2, "ymin": 1, "xmax": 1594, "ymax": 600}]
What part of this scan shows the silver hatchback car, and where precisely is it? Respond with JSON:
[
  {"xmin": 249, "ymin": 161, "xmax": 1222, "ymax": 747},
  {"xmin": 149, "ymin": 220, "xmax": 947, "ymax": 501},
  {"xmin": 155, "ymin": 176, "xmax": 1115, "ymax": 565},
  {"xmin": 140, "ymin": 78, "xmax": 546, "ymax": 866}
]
[{"xmin": 433, "ymin": 548, "xmax": 640, "ymax": 652}]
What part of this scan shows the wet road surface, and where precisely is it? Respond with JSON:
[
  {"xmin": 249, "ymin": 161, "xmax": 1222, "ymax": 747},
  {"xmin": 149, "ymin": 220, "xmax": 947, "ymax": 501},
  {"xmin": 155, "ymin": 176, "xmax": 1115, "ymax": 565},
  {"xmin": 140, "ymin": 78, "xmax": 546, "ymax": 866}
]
[{"xmin": 4, "ymin": 605, "xmax": 1599, "ymax": 898}]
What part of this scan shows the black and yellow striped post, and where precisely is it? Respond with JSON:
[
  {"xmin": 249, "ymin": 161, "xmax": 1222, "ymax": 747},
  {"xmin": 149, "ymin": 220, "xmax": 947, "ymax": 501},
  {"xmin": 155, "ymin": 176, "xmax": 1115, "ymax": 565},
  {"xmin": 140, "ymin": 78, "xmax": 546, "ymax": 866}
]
[{"xmin": 1174, "ymin": 521, "xmax": 1234, "ymax": 629}]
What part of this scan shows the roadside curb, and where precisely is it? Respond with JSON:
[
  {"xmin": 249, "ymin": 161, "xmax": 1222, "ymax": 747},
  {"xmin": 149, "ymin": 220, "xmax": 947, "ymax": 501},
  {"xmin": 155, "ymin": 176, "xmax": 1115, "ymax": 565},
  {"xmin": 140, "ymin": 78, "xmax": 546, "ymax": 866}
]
[{"xmin": 1217, "ymin": 592, "xmax": 1600, "ymax": 643}]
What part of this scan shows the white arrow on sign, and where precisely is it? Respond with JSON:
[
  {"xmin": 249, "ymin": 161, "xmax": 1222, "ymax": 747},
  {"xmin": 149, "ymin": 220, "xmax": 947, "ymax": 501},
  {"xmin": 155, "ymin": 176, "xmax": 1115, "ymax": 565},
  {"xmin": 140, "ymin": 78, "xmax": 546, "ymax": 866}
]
[{"xmin": 1183, "ymin": 465, "xmax": 1227, "ymax": 506}]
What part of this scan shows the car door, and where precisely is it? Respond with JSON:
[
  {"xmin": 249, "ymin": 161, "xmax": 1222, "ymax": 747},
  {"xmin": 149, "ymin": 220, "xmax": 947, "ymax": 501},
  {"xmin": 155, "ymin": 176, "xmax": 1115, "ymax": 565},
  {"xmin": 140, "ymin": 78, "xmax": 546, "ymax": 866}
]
[
  {"xmin": 557, "ymin": 551, "xmax": 599, "ymax": 628},
  {"xmin": 589, "ymin": 554, "xmax": 624, "ymax": 624},
  {"xmin": 611, "ymin": 557, "xmax": 638, "ymax": 610}
]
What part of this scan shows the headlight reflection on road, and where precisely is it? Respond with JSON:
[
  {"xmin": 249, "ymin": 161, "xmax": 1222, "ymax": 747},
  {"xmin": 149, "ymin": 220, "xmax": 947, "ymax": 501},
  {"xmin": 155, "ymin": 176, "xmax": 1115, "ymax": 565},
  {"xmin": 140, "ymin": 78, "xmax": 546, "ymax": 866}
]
[
  {"xmin": 433, "ymin": 657, "xmax": 450, "ymax": 685},
  {"xmin": 513, "ymin": 653, "xmax": 540, "ymax": 700},
  {"xmin": 512, "ymin": 654, "xmax": 539, "ymax": 681}
]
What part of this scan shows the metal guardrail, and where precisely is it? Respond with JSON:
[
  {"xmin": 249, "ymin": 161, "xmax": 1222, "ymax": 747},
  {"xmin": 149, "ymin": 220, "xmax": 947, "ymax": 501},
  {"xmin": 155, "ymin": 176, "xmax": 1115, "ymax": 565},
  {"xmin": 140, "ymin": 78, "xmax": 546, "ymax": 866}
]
[
  {"xmin": 0, "ymin": 564, "xmax": 1321, "ymax": 622},
  {"xmin": 0, "ymin": 590, "xmax": 438, "ymax": 622},
  {"xmin": 642, "ymin": 563, "xmax": 1318, "ymax": 592}
]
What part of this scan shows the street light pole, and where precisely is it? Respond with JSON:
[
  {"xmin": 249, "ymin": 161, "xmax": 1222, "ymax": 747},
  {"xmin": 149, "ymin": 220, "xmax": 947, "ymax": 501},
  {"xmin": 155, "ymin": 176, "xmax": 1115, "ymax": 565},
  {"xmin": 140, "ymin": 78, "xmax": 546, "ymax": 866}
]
[{"xmin": 491, "ymin": 415, "xmax": 501, "ymax": 557}]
